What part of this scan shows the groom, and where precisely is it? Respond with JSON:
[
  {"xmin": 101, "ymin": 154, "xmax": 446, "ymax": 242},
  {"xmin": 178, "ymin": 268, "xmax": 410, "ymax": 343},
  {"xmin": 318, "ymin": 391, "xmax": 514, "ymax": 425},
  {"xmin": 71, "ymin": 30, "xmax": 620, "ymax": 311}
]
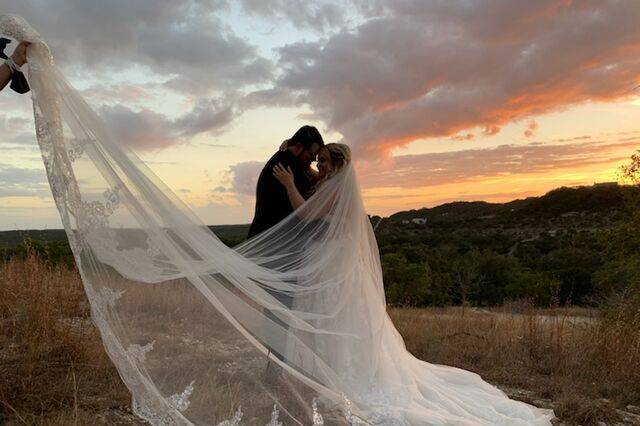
[
  {"xmin": 247, "ymin": 125, "xmax": 324, "ymax": 238},
  {"xmin": 249, "ymin": 126, "xmax": 323, "ymax": 367}
]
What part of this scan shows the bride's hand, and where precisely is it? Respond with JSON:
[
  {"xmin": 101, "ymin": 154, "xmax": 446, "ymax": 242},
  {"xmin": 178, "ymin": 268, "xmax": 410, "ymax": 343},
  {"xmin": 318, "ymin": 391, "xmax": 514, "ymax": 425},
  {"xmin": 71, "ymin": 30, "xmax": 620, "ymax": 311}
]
[{"xmin": 273, "ymin": 163, "xmax": 295, "ymax": 188}]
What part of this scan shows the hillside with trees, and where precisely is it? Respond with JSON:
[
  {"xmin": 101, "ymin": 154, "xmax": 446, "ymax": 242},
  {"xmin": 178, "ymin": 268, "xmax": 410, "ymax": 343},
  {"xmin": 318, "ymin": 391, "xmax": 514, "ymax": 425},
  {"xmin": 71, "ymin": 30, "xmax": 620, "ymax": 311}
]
[
  {"xmin": 373, "ymin": 180, "xmax": 638, "ymax": 307},
  {"xmin": 2, "ymin": 164, "xmax": 639, "ymax": 309}
]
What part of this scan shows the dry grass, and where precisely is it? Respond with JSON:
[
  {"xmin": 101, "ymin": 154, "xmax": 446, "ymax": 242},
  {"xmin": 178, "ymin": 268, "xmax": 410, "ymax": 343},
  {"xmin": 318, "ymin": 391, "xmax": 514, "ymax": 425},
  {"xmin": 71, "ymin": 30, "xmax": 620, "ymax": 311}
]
[
  {"xmin": 1, "ymin": 253, "xmax": 639, "ymax": 425},
  {"xmin": 390, "ymin": 304, "xmax": 640, "ymax": 425},
  {"xmin": 0, "ymin": 252, "xmax": 140, "ymax": 425}
]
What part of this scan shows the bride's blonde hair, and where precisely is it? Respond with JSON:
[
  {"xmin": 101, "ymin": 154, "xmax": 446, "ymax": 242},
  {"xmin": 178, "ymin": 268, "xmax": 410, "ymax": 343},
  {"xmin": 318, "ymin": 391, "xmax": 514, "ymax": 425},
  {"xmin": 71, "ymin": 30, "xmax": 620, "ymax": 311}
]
[
  {"xmin": 320, "ymin": 143, "xmax": 351, "ymax": 181},
  {"xmin": 309, "ymin": 143, "xmax": 352, "ymax": 195}
]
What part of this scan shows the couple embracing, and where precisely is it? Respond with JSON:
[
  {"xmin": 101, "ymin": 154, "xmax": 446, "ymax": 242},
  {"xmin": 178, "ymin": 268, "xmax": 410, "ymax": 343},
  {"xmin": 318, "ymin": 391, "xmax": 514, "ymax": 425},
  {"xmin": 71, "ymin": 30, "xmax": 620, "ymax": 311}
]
[{"xmin": 248, "ymin": 125, "xmax": 350, "ymax": 238}]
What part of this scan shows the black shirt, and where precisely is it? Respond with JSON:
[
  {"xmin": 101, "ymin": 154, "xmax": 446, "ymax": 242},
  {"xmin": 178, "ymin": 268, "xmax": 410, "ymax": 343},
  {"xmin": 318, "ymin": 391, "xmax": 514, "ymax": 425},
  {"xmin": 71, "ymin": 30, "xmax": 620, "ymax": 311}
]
[{"xmin": 247, "ymin": 150, "xmax": 313, "ymax": 238}]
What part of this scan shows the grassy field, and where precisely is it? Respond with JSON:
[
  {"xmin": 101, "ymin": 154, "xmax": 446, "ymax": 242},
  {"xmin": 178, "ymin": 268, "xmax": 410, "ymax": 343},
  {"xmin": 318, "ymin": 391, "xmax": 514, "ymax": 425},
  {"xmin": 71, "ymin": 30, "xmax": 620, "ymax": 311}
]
[
  {"xmin": 1, "ymin": 253, "xmax": 639, "ymax": 425},
  {"xmin": 392, "ymin": 307, "xmax": 640, "ymax": 425}
]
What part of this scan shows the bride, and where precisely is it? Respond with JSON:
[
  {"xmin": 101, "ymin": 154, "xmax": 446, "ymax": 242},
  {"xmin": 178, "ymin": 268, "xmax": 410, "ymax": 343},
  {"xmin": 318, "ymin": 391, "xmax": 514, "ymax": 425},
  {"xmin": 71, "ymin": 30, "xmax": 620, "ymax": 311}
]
[{"xmin": 2, "ymin": 14, "xmax": 554, "ymax": 425}]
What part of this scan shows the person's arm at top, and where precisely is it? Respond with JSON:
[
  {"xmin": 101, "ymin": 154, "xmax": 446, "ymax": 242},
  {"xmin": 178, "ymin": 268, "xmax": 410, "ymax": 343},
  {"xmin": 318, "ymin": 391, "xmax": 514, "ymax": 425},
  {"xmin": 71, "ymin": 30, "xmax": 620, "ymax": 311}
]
[
  {"xmin": 273, "ymin": 163, "xmax": 305, "ymax": 210},
  {"xmin": 1, "ymin": 41, "xmax": 29, "ymax": 92},
  {"xmin": 0, "ymin": 63, "xmax": 11, "ymax": 91}
]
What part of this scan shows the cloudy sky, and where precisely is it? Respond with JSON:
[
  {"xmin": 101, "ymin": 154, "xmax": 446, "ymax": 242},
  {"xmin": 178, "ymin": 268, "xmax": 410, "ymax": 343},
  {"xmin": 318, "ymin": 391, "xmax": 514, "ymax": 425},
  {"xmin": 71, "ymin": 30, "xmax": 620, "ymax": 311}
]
[{"xmin": 1, "ymin": 0, "xmax": 639, "ymax": 230}]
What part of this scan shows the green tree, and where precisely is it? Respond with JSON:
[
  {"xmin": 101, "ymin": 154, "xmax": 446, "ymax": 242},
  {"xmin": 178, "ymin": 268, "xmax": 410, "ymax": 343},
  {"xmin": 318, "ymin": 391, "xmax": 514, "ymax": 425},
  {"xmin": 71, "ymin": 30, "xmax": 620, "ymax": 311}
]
[
  {"xmin": 541, "ymin": 247, "xmax": 602, "ymax": 304},
  {"xmin": 593, "ymin": 258, "xmax": 640, "ymax": 299},
  {"xmin": 475, "ymin": 251, "xmax": 519, "ymax": 306},
  {"xmin": 382, "ymin": 253, "xmax": 432, "ymax": 306},
  {"xmin": 505, "ymin": 268, "xmax": 561, "ymax": 306},
  {"xmin": 593, "ymin": 151, "xmax": 640, "ymax": 299},
  {"xmin": 452, "ymin": 250, "xmax": 483, "ymax": 305}
]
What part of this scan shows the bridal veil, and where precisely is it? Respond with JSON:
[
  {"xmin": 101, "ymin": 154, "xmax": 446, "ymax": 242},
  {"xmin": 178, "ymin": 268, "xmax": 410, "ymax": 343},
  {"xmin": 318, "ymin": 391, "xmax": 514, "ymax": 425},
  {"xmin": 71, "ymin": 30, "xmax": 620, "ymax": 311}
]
[{"xmin": 1, "ymin": 14, "xmax": 554, "ymax": 425}]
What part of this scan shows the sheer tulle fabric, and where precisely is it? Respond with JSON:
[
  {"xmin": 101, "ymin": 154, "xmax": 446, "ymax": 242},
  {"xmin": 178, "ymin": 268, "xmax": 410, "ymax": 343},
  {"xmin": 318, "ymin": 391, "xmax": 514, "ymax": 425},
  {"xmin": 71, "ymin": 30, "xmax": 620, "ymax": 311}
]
[{"xmin": 2, "ymin": 14, "xmax": 554, "ymax": 425}]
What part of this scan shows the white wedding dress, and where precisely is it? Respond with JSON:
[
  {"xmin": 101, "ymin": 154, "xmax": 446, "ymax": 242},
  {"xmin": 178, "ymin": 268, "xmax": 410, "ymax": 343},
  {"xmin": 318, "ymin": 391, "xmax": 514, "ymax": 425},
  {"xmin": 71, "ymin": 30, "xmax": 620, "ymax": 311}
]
[{"xmin": 1, "ymin": 14, "xmax": 554, "ymax": 425}]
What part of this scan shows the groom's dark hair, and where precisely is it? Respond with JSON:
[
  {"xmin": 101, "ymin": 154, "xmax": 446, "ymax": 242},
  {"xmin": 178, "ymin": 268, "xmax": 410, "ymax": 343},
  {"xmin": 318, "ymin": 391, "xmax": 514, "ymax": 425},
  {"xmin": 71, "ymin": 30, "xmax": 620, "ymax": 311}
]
[{"xmin": 286, "ymin": 125, "xmax": 324, "ymax": 149}]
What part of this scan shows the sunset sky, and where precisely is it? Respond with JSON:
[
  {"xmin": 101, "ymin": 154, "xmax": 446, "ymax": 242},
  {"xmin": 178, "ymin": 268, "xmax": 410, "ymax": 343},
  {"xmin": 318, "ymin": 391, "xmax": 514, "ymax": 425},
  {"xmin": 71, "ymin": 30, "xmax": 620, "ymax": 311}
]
[{"xmin": 1, "ymin": 0, "xmax": 639, "ymax": 230}]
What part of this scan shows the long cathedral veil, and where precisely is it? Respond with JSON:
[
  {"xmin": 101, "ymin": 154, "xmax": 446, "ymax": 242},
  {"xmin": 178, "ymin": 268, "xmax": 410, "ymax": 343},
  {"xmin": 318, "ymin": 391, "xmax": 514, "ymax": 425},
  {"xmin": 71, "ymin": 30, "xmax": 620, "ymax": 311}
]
[{"xmin": 2, "ymin": 14, "xmax": 555, "ymax": 425}]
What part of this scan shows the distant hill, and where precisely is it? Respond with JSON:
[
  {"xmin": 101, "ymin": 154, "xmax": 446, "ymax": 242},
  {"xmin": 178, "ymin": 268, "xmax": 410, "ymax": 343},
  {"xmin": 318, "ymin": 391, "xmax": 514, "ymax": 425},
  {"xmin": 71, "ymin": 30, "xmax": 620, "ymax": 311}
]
[
  {"xmin": 1, "ymin": 182, "xmax": 636, "ymax": 307},
  {"xmin": 0, "ymin": 229, "xmax": 69, "ymax": 248},
  {"xmin": 373, "ymin": 182, "xmax": 637, "ymax": 307},
  {"xmin": 388, "ymin": 182, "xmax": 628, "ymax": 226},
  {"xmin": 0, "ymin": 224, "xmax": 250, "ymax": 249},
  {"xmin": 0, "ymin": 182, "xmax": 630, "ymax": 248}
]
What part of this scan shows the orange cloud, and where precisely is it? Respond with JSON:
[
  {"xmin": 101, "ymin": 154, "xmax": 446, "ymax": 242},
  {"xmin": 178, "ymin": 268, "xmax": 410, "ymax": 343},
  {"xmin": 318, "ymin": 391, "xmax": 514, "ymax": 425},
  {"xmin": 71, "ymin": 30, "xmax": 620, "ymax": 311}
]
[
  {"xmin": 361, "ymin": 157, "xmax": 627, "ymax": 217},
  {"xmin": 524, "ymin": 119, "xmax": 538, "ymax": 138},
  {"xmin": 356, "ymin": 138, "xmax": 638, "ymax": 190},
  {"xmin": 274, "ymin": 1, "xmax": 640, "ymax": 157}
]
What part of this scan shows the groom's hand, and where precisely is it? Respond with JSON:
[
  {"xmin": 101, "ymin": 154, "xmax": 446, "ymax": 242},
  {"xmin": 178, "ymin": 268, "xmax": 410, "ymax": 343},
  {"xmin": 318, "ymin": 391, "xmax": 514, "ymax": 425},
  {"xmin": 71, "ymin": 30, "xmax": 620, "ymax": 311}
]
[{"xmin": 11, "ymin": 41, "xmax": 30, "ymax": 67}]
